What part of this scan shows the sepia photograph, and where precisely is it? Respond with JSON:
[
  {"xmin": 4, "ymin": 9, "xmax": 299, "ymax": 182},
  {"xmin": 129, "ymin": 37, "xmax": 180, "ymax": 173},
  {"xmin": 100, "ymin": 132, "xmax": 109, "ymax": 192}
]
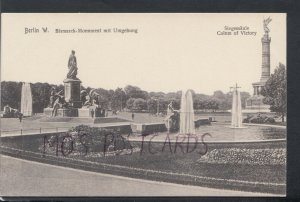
[{"xmin": 0, "ymin": 13, "xmax": 286, "ymax": 197}]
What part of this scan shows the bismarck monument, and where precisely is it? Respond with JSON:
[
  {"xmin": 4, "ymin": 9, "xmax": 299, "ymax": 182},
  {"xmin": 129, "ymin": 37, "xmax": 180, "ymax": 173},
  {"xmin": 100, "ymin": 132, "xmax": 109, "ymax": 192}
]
[
  {"xmin": 44, "ymin": 50, "xmax": 105, "ymax": 117},
  {"xmin": 64, "ymin": 50, "xmax": 82, "ymax": 109},
  {"xmin": 245, "ymin": 18, "xmax": 272, "ymax": 112}
]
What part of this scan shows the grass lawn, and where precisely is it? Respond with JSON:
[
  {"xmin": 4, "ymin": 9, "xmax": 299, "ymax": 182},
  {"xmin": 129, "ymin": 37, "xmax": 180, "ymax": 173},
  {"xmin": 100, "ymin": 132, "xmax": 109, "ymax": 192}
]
[
  {"xmin": 116, "ymin": 111, "xmax": 232, "ymax": 123},
  {"xmin": 1, "ymin": 112, "xmax": 230, "ymax": 136},
  {"xmin": 0, "ymin": 130, "xmax": 286, "ymax": 194}
]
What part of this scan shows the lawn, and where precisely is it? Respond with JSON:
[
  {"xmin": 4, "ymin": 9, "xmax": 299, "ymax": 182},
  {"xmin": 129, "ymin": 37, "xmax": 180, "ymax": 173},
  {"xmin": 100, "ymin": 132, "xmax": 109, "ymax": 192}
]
[
  {"xmin": 1, "ymin": 112, "xmax": 229, "ymax": 136},
  {"xmin": 116, "ymin": 111, "xmax": 232, "ymax": 123},
  {"xmin": 0, "ymin": 127, "xmax": 286, "ymax": 194}
]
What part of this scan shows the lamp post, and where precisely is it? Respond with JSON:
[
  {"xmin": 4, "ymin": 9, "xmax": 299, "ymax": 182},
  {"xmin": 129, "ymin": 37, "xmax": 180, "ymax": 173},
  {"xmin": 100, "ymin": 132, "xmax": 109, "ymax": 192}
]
[
  {"xmin": 152, "ymin": 97, "xmax": 160, "ymax": 116},
  {"xmin": 120, "ymin": 88, "xmax": 123, "ymax": 111},
  {"xmin": 157, "ymin": 99, "xmax": 159, "ymax": 116}
]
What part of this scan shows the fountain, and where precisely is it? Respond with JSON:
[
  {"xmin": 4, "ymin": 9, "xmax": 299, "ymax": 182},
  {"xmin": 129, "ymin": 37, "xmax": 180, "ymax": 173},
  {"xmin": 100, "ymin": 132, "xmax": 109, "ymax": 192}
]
[
  {"xmin": 179, "ymin": 90, "xmax": 195, "ymax": 134},
  {"xmin": 21, "ymin": 82, "xmax": 33, "ymax": 116},
  {"xmin": 230, "ymin": 83, "xmax": 245, "ymax": 128},
  {"xmin": 165, "ymin": 89, "xmax": 207, "ymax": 134}
]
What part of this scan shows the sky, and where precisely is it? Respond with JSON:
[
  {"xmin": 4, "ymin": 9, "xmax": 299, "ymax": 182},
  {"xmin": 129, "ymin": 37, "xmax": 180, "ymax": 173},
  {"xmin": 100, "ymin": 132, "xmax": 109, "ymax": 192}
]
[{"xmin": 1, "ymin": 13, "xmax": 286, "ymax": 95}]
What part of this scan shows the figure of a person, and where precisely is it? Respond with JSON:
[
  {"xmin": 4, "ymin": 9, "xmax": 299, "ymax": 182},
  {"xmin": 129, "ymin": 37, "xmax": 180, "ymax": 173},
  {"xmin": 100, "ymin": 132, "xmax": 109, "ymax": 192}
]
[
  {"xmin": 18, "ymin": 112, "xmax": 23, "ymax": 122},
  {"xmin": 91, "ymin": 109, "xmax": 95, "ymax": 118},
  {"xmin": 49, "ymin": 88, "xmax": 63, "ymax": 108},
  {"xmin": 52, "ymin": 96, "xmax": 64, "ymax": 117},
  {"xmin": 49, "ymin": 87, "xmax": 56, "ymax": 107},
  {"xmin": 132, "ymin": 113, "xmax": 135, "ymax": 120},
  {"xmin": 67, "ymin": 50, "xmax": 78, "ymax": 79}
]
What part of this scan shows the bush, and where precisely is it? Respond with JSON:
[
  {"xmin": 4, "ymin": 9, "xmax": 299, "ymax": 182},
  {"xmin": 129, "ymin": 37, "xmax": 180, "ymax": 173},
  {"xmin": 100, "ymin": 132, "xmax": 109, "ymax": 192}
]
[
  {"xmin": 40, "ymin": 125, "xmax": 133, "ymax": 157},
  {"xmin": 243, "ymin": 114, "xmax": 276, "ymax": 124}
]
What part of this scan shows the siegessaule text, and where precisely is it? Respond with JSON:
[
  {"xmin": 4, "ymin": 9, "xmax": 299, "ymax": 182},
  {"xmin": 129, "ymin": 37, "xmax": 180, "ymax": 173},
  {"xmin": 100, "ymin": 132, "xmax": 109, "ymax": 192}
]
[{"xmin": 217, "ymin": 26, "xmax": 257, "ymax": 36}]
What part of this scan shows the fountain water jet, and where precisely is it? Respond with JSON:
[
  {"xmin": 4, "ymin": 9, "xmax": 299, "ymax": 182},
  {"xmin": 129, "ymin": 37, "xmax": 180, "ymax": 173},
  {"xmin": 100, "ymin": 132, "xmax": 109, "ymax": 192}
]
[
  {"xmin": 230, "ymin": 84, "xmax": 245, "ymax": 128},
  {"xmin": 21, "ymin": 82, "xmax": 32, "ymax": 116},
  {"xmin": 180, "ymin": 90, "xmax": 195, "ymax": 134}
]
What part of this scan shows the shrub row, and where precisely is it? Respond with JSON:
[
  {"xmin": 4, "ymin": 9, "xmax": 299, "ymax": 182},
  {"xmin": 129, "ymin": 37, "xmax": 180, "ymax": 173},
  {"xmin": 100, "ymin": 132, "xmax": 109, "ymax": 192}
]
[{"xmin": 198, "ymin": 148, "xmax": 286, "ymax": 165}]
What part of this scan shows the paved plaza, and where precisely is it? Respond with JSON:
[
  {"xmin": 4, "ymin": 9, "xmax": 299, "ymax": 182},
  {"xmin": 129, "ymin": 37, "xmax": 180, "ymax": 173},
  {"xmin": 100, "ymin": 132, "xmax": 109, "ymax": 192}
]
[{"xmin": 0, "ymin": 155, "xmax": 277, "ymax": 197}]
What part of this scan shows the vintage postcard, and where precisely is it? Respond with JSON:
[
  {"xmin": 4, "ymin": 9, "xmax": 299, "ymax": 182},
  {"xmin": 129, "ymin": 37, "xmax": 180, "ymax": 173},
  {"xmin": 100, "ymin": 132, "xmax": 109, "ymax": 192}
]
[{"xmin": 0, "ymin": 13, "xmax": 286, "ymax": 197}]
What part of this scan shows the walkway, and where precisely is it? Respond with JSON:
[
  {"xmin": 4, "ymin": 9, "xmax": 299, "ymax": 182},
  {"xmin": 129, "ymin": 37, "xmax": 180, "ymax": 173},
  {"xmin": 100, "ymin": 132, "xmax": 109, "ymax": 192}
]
[
  {"xmin": 0, "ymin": 118, "xmax": 131, "ymax": 137},
  {"xmin": 0, "ymin": 155, "xmax": 277, "ymax": 197}
]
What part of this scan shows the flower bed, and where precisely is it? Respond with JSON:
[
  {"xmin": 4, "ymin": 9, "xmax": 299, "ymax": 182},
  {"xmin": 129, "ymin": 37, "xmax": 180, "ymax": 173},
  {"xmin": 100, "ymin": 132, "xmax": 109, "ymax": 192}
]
[
  {"xmin": 39, "ymin": 125, "xmax": 134, "ymax": 157},
  {"xmin": 198, "ymin": 148, "xmax": 286, "ymax": 165}
]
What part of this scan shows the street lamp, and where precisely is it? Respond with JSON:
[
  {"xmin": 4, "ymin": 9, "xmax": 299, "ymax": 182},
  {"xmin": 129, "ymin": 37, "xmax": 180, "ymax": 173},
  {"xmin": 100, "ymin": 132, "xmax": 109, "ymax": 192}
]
[
  {"xmin": 152, "ymin": 97, "xmax": 160, "ymax": 116},
  {"xmin": 120, "ymin": 88, "xmax": 123, "ymax": 111},
  {"xmin": 157, "ymin": 99, "xmax": 159, "ymax": 116}
]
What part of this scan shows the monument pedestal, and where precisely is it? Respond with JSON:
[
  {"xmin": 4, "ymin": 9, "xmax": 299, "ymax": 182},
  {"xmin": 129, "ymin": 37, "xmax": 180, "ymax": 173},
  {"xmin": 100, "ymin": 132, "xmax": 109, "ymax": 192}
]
[
  {"xmin": 43, "ymin": 107, "xmax": 79, "ymax": 117},
  {"xmin": 78, "ymin": 107, "xmax": 105, "ymax": 118},
  {"xmin": 63, "ymin": 78, "xmax": 82, "ymax": 108},
  {"xmin": 245, "ymin": 95, "xmax": 270, "ymax": 112},
  {"xmin": 44, "ymin": 107, "xmax": 105, "ymax": 118}
]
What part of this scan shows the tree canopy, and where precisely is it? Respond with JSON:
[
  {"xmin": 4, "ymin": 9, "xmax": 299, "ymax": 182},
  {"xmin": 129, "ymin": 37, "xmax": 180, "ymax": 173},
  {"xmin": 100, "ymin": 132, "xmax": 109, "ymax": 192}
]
[
  {"xmin": 1, "ymin": 82, "xmax": 250, "ymax": 113},
  {"xmin": 261, "ymin": 63, "xmax": 287, "ymax": 122}
]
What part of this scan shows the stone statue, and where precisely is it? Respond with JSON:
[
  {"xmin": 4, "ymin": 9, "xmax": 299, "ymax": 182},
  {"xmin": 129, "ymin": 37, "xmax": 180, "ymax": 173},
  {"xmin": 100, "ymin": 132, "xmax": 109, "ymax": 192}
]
[
  {"xmin": 263, "ymin": 17, "xmax": 272, "ymax": 34},
  {"xmin": 49, "ymin": 88, "xmax": 63, "ymax": 108},
  {"xmin": 167, "ymin": 101, "xmax": 175, "ymax": 113},
  {"xmin": 165, "ymin": 101, "xmax": 180, "ymax": 133},
  {"xmin": 49, "ymin": 87, "xmax": 56, "ymax": 107},
  {"xmin": 2, "ymin": 105, "xmax": 23, "ymax": 120},
  {"xmin": 67, "ymin": 50, "xmax": 78, "ymax": 79},
  {"xmin": 52, "ymin": 95, "xmax": 66, "ymax": 117},
  {"xmin": 169, "ymin": 111, "xmax": 180, "ymax": 133},
  {"xmin": 80, "ymin": 90, "xmax": 88, "ymax": 105},
  {"xmin": 82, "ymin": 89, "xmax": 100, "ymax": 108}
]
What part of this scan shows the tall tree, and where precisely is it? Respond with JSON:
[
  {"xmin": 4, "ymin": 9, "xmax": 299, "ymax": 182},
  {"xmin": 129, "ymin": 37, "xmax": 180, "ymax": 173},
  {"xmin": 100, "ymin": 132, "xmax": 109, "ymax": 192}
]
[
  {"xmin": 126, "ymin": 98, "xmax": 135, "ymax": 110},
  {"xmin": 261, "ymin": 63, "xmax": 287, "ymax": 122},
  {"xmin": 1, "ymin": 81, "xmax": 22, "ymax": 110},
  {"xmin": 124, "ymin": 85, "xmax": 149, "ymax": 99},
  {"xmin": 133, "ymin": 98, "xmax": 147, "ymax": 111},
  {"xmin": 31, "ymin": 82, "xmax": 54, "ymax": 113},
  {"xmin": 213, "ymin": 90, "xmax": 226, "ymax": 100},
  {"xmin": 95, "ymin": 88, "xmax": 112, "ymax": 109},
  {"xmin": 240, "ymin": 91, "xmax": 251, "ymax": 109},
  {"xmin": 111, "ymin": 88, "xmax": 127, "ymax": 111},
  {"xmin": 147, "ymin": 98, "xmax": 157, "ymax": 114}
]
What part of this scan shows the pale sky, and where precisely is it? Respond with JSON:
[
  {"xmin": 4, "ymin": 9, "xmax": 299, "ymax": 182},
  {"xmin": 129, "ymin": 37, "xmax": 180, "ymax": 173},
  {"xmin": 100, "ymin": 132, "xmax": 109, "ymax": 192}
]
[{"xmin": 1, "ymin": 13, "xmax": 286, "ymax": 95}]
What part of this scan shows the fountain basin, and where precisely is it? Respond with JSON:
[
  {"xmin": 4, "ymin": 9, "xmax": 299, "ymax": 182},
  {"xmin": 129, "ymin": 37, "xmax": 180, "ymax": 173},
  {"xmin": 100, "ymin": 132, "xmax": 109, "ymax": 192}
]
[
  {"xmin": 128, "ymin": 122, "xmax": 286, "ymax": 143},
  {"xmin": 228, "ymin": 126, "xmax": 248, "ymax": 129}
]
